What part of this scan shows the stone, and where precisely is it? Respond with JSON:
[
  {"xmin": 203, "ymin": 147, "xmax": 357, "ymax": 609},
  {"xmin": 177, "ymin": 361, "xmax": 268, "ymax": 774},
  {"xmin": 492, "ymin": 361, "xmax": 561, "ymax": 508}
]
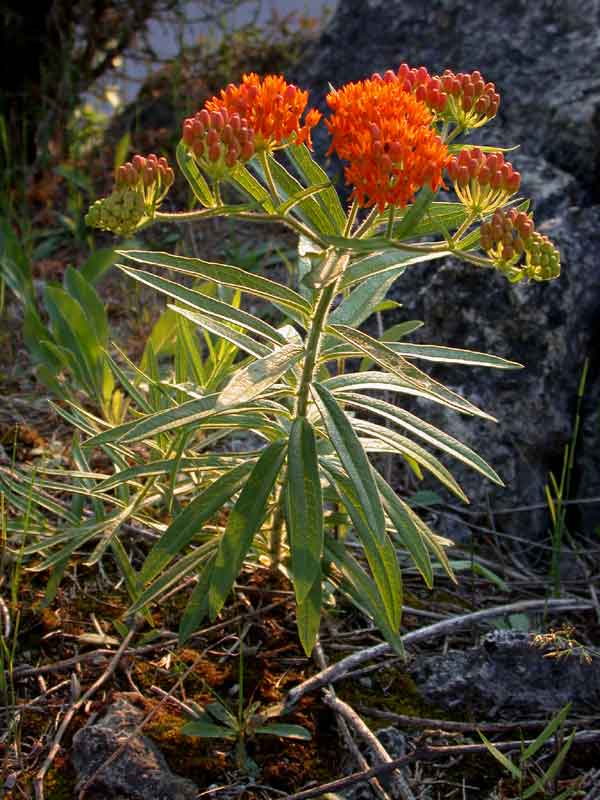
[
  {"xmin": 339, "ymin": 726, "xmax": 409, "ymax": 800},
  {"xmin": 295, "ymin": 0, "xmax": 600, "ymax": 542},
  {"xmin": 71, "ymin": 696, "xmax": 198, "ymax": 800},
  {"xmin": 411, "ymin": 629, "xmax": 600, "ymax": 718}
]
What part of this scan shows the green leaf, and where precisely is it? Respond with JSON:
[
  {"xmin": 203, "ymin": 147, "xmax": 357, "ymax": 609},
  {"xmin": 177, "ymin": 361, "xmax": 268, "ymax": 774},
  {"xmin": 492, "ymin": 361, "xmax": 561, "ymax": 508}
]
[
  {"xmin": 259, "ymin": 155, "xmax": 335, "ymax": 235},
  {"xmin": 286, "ymin": 143, "xmax": 346, "ymax": 234},
  {"xmin": 326, "ymin": 330, "xmax": 494, "ymax": 420},
  {"xmin": 287, "ymin": 418, "xmax": 324, "ymax": 604},
  {"xmin": 119, "ymin": 250, "xmax": 311, "ymax": 316},
  {"xmin": 79, "ymin": 247, "xmax": 121, "ymax": 284},
  {"xmin": 170, "ymin": 305, "xmax": 271, "ymax": 359},
  {"xmin": 522, "ymin": 729, "xmax": 575, "ymax": 799},
  {"xmin": 329, "ymin": 267, "xmax": 407, "ymax": 329},
  {"xmin": 387, "ymin": 342, "xmax": 523, "ymax": 370},
  {"xmin": 176, "ymin": 141, "xmax": 215, "ymax": 207},
  {"xmin": 352, "ymin": 418, "xmax": 467, "ymax": 502},
  {"xmin": 311, "ymin": 382, "xmax": 386, "ymax": 543},
  {"xmin": 340, "ymin": 249, "xmax": 447, "ymax": 290},
  {"xmin": 118, "ymin": 264, "xmax": 287, "ymax": 346},
  {"xmin": 321, "ymin": 459, "xmax": 402, "ymax": 631},
  {"xmin": 295, "ymin": 575, "xmax": 322, "ymax": 656},
  {"xmin": 229, "ymin": 162, "xmax": 275, "ymax": 213},
  {"xmin": 391, "ymin": 186, "xmax": 436, "ymax": 240},
  {"xmin": 478, "ymin": 732, "xmax": 521, "ymax": 778},
  {"xmin": 209, "ymin": 440, "xmax": 287, "ymax": 618},
  {"xmin": 180, "ymin": 720, "xmax": 236, "ymax": 739},
  {"xmin": 324, "ymin": 535, "xmax": 403, "ymax": 654},
  {"xmin": 375, "ymin": 474, "xmax": 434, "ymax": 588},
  {"xmin": 64, "ymin": 267, "xmax": 108, "ymax": 345},
  {"xmin": 521, "ymin": 703, "xmax": 571, "ymax": 760},
  {"xmin": 255, "ymin": 724, "xmax": 312, "ymax": 740},
  {"xmin": 140, "ymin": 462, "xmax": 254, "ymax": 583},
  {"xmin": 340, "ymin": 392, "xmax": 503, "ymax": 486},
  {"xmin": 215, "ymin": 344, "xmax": 303, "ymax": 411},
  {"xmin": 178, "ymin": 556, "xmax": 216, "ymax": 644}
]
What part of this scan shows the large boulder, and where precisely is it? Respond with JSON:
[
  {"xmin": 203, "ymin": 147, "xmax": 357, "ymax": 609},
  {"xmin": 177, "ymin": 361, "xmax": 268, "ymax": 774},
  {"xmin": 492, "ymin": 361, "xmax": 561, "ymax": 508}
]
[{"xmin": 296, "ymin": 0, "xmax": 600, "ymax": 541}]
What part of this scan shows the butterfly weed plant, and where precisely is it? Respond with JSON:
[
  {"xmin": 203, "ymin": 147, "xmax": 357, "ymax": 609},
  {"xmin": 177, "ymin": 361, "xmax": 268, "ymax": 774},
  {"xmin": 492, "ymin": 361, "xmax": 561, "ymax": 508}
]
[{"xmin": 4, "ymin": 67, "xmax": 560, "ymax": 656}]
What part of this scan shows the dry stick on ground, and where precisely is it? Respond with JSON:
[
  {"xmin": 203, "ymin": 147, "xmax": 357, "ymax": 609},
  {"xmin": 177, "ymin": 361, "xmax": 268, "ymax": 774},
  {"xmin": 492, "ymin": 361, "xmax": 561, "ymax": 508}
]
[
  {"xmin": 33, "ymin": 621, "xmax": 140, "ymax": 800},
  {"xmin": 284, "ymin": 598, "xmax": 593, "ymax": 710},
  {"xmin": 283, "ymin": 731, "xmax": 600, "ymax": 800},
  {"xmin": 313, "ymin": 642, "xmax": 397, "ymax": 800},
  {"xmin": 323, "ymin": 689, "xmax": 416, "ymax": 800},
  {"xmin": 355, "ymin": 705, "xmax": 600, "ymax": 733}
]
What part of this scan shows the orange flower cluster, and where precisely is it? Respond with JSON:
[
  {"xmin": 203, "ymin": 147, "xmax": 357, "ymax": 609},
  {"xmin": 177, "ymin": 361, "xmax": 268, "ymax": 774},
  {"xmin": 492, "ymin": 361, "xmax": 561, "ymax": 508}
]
[
  {"xmin": 326, "ymin": 77, "xmax": 448, "ymax": 211},
  {"xmin": 447, "ymin": 148, "xmax": 520, "ymax": 213},
  {"xmin": 205, "ymin": 73, "xmax": 321, "ymax": 152},
  {"xmin": 116, "ymin": 154, "xmax": 174, "ymax": 206}
]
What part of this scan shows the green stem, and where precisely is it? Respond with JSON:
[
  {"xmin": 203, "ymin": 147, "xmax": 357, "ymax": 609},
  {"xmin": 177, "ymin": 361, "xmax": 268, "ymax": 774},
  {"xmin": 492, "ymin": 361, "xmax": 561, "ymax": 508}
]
[
  {"xmin": 260, "ymin": 150, "xmax": 280, "ymax": 202},
  {"xmin": 295, "ymin": 262, "xmax": 346, "ymax": 418},
  {"xmin": 386, "ymin": 207, "xmax": 396, "ymax": 239},
  {"xmin": 156, "ymin": 208, "xmax": 328, "ymax": 249}
]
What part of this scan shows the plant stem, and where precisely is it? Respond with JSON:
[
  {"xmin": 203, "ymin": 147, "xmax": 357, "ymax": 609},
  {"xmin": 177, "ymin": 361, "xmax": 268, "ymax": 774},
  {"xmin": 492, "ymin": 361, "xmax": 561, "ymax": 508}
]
[
  {"xmin": 260, "ymin": 150, "xmax": 279, "ymax": 202},
  {"xmin": 295, "ymin": 264, "xmax": 346, "ymax": 418}
]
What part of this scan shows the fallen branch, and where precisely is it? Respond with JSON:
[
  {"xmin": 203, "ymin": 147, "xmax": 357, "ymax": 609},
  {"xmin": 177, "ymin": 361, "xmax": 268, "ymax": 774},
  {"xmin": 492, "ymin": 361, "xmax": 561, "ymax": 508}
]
[
  {"xmin": 285, "ymin": 598, "xmax": 592, "ymax": 709},
  {"xmin": 283, "ymin": 730, "xmax": 600, "ymax": 800}
]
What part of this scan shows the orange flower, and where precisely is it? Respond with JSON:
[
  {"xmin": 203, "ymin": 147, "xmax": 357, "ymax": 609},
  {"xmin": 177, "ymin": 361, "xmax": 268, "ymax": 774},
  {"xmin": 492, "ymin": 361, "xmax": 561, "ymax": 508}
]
[
  {"xmin": 205, "ymin": 73, "xmax": 321, "ymax": 152},
  {"xmin": 326, "ymin": 77, "xmax": 448, "ymax": 211}
]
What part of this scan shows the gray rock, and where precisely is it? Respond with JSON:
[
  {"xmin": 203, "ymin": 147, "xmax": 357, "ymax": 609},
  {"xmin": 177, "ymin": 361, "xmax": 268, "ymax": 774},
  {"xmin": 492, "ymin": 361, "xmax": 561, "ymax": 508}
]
[
  {"xmin": 411, "ymin": 629, "xmax": 600, "ymax": 718},
  {"xmin": 295, "ymin": 0, "xmax": 600, "ymax": 542},
  {"xmin": 302, "ymin": 0, "xmax": 600, "ymax": 193},
  {"xmin": 339, "ymin": 727, "xmax": 408, "ymax": 800},
  {"xmin": 71, "ymin": 696, "xmax": 198, "ymax": 800}
]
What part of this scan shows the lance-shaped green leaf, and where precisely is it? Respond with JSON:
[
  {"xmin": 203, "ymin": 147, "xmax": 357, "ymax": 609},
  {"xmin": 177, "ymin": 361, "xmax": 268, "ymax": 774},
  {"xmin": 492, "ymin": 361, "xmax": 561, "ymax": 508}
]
[
  {"xmin": 286, "ymin": 143, "xmax": 346, "ymax": 234},
  {"xmin": 351, "ymin": 418, "xmax": 467, "ymax": 502},
  {"xmin": 130, "ymin": 543, "xmax": 216, "ymax": 615},
  {"xmin": 386, "ymin": 342, "xmax": 523, "ymax": 369},
  {"xmin": 320, "ymin": 457, "xmax": 402, "ymax": 631},
  {"xmin": 324, "ymin": 535, "xmax": 403, "ymax": 655},
  {"xmin": 340, "ymin": 249, "xmax": 448, "ymax": 290},
  {"xmin": 215, "ymin": 344, "xmax": 303, "ymax": 411},
  {"xmin": 119, "ymin": 250, "xmax": 311, "ymax": 316},
  {"xmin": 254, "ymin": 723, "xmax": 312, "ymax": 740},
  {"xmin": 117, "ymin": 265, "xmax": 287, "ymax": 345},
  {"xmin": 390, "ymin": 185, "xmax": 437, "ymax": 241},
  {"xmin": 340, "ymin": 392, "xmax": 503, "ymax": 485},
  {"xmin": 85, "ymin": 393, "xmax": 217, "ymax": 447},
  {"xmin": 295, "ymin": 575, "xmax": 322, "ymax": 656},
  {"xmin": 328, "ymin": 266, "xmax": 407, "ymax": 328},
  {"xmin": 229, "ymin": 162, "xmax": 276, "ymax": 212},
  {"xmin": 287, "ymin": 417, "xmax": 323, "ymax": 605},
  {"xmin": 139, "ymin": 461, "xmax": 254, "ymax": 584},
  {"xmin": 327, "ymin": 328, "xmax": 494, "ymax": 420},
  {"xmin": 375, "ymin": 474, "xmax": 434, "ymax": 588},
  {"xmin": 169, "ymin": 305, "xmax": 272, "ymax": 359},
  {"xmin": 176, "ymin": 140, "xmax": 215, "ymax": 207},
  {"xmin": 209, "ymin": 440, "xmax": 287, "ymax": 618},
  {"xmin": 311, "ymin": 382, "xmax": 386, "ymax": 543},
  {"xmin": 96, "ymin": 453, "xmax": 249, "ymax": 493},
  {"xmin": 258, "ymin": 154, "xmax": 335, "ymax": 235},
  {"xmin": 178, "ymin": 555, "xmax": 216, "ymax": 644}
]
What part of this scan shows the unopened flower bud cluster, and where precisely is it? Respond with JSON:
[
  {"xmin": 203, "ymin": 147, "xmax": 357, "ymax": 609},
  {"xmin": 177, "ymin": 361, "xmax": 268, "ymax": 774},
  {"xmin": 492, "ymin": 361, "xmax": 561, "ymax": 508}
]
[
  {"xmin": 116, "ymin": 153, "xmax": 174, "ymax": 211},
  {"xmin": 182, "ymin": 108, "xmax": 255, "ymax": 179},
  {"xmin": 447, "ymin": 148, "xmax": 520, "ymax": 213},
  {"xmin": 480, "ymin": 208, "xmax": 560, "ymax": 282},
  {"xmin": 85, "ymin": 188, "xmax": 146, "ymax": 238},
  {"xmin": 372, "ymin": 64, "xmax": 499, "ymax": 130}
]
